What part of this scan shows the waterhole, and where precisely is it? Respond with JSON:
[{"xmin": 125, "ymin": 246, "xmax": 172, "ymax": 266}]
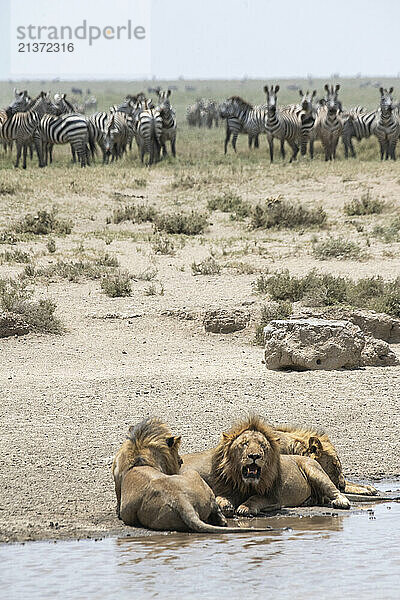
[{"xmin": 2, "ymin": 484, "xmax": 399, "ymax": 599}]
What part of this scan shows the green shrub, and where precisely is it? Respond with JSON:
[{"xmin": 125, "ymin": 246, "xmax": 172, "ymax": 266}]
[
  {"xmin": 15, "ymin": 209, "xmax": 73, "ymax": 235},
  {"xmin": 0, "ymin": 249, "xmax": 31, "ymax": 264},
  {"xmin": 250, "ymin": 197, "xmax": 326, "ymax": 230},
  {"xmin": 255, "ymin": 300, "xmax": 293, "ymax": 345},
  {"xmin": 100, "ymin": 271, "xmax": 132, "ymax": 297},
  {"xmin": 312, "ymin": 236, "xmax": 365, "ymax": 260},
  {"xmin": 154, "ymin": 210, "xmax": 208, "ymax": 235},
  {"xmin": 0, "ymin": 278, "xmax": 63, "ymax": 333},
  {"xmin": 344, "ymin": 190, "xmax": 386, "ymax": 215},
  {"xmin": 207, "ymin": 192, "xmax": 250, "ymax": 219},
  {"xmin": 191, "ymin": 256, "xmax": 221, "ymax": 275},
  {"xmin": 372, "ymin": 217, "xmax": 400, "ymax": 243},
  {"xmin": 111, "ymin": 203, "xmax": 157, "ymax": 224}
]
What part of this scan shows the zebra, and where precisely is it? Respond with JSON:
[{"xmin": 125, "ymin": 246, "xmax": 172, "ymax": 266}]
[
  {"xmin": 156, "ymin": 89, "xmax": 177, "ymax": 157},
  {"xmin": 219, "ymin": 96, "xmax": 265, "ymax": 153},
  {"xmin": 103, "ymin": 111, "xmax": 129, "ymax": 162},
  {"xmin": 1, "ymin": 91, "xmax": 55, "ymax": 168},
  {"xmin": 87, "ymin": 111, "xmax": 108, "ymax": 162},
  {"xmin": 341, "ymin": 106, "xmax": 376, "ymax": 158},
  {"xmin": 297, "ymin": 89, "xmax": 317, "ymax": 156},
  {"xmin": 373, "ymin": 87, "xmax": 400, "ymax": 160},
  {"xmin": 37, "ymin": 112, "xmax": 90, "ymax": 167},
  {"xmin": 135, "ymin": 100, "xmax": 163, "ymax": 165},
  {"xmin": 264, "ymin": 85, "xmax": 300, "ymax": 162},
  {"xmin": 312, "ymin": 84, "xmax": 343, "ymax": 161}
]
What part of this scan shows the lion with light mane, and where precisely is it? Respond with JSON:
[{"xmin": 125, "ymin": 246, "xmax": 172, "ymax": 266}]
[
  {"xmin": 183, "ymin": 416, "xmax": 350, "ymax": 516},
  {"xmin": 112, "ymin": 417, "xmax": 273, "ymax": 532}
]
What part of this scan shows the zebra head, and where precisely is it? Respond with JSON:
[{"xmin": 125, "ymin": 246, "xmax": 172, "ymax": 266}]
[
  {"xmin": 379, "ymin": 87, "xmax": 394, "ymax": 114},
  {"xmin": 264, "ymin": 85, "xmax": 280, "ymax": 115},
  {"xmin": 54, "ymin": 93, "xmax": 76, "ymax": 115},
  {"xmin": 7, "ymin": 89, "xmax": 30, "ymax": 115},
  {"xmin": 324, "ymin": 84, "xmax": 341, "ymax": 115},
  {"xmin": 299, "ymin": 89, "xmax": 317, "ymax": 114}
]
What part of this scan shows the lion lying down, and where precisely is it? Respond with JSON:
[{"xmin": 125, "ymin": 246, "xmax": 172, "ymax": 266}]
[
  {"xmin": 112, "ymin": 417, "xmax": 274, "ymax": 533},
  {"xmin": 182, "ymin": 416, "xmax": 351, "ymax": 517},
  {"xmin": 183, "ymin": 421, "xmax": 377, "ymax": 498}
]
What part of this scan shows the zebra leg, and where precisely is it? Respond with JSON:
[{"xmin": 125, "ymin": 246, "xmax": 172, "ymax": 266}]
[
  {"xmin": 224, "ymin": 128, "xmax": 231, "ymax": 154},
  {"xmin": 268, "ymin": 138, "xmax": 274, "ymax": 162},
  {"xmin": 161, "ymin": 141, "xmax": 168, "ymax": 158},
  {"xmin": 280, "ymin": 139, "xmax": 286, "ymax": 160},
  {"xmin": 349, "ymin": 138, "xmax": 356, "ymax": 158},
  {"xmin": 333, "ymin": 138, "xmax": 339, "ymax": 160},
  {"xmin": 49, "ymin": 143, "xmax": 53, "ymax": 165},
  {"xmin": 309, "ymin": 140, "xmax": 314, "ymax": 159},
  {"xmin": 255, "ymin": 135, "xmax": 259, "ymax": 149},
  {"xmin": 22, "ymin": 144, "xmax": 27, "ymax": 169},
  {"xmin": 232, "ymin": 134, "xmax": 238, "ymax": 152},
  {"xmin": 171, "ymin": 139, "xmax": 176, "ymax": 157},
  {"xmin": 71, "ymin": 145, "xmax": 76, "ymax": 163},
  {"xmin": 15, "ymin": 142, "xmax": 22, "ymax": 168},
  {"xmin": 248, "ymin": 136, "xmax": 253, "ymax": 149},
  {"xmin": 288, "ymin": 141, "xmax": 299, "ymax": 163}
]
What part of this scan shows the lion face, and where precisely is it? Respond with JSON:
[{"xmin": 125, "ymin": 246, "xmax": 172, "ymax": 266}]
[
  {"xmin": 228, "ymin": 430, "xmax": 273, "ymax": 486},
  {"xmin": 305, "ymin": 436, "xmax": 345, "ymax": 491}
]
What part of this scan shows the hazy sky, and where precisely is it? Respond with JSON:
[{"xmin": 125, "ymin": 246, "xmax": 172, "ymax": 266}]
[{"xmin": 1, "ymin": 0, "xmax": 400, "ymax": 79}]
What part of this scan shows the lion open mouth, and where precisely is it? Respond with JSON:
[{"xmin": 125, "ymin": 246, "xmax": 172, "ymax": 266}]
[{"xmin": 242, "ymin": 464, "xmax": 261, "ymax": 480}]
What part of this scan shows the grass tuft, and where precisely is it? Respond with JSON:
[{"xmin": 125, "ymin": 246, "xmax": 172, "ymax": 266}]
[
  {"xmin": 154, "ymin": 210, "xmax": 208, "ymax": 235},
  {"xmin": 312, "ymin": 236, "xmax": 365, "ymax": 260},
  {"xmin": 15, "ymin": 209, "xmax": 73, "ymax": 236},
  {"xmin": 191, "ymin": 256, "xmax": 221, "ymax": 275},
  {"xmin": 100, "ymin": 271, "xmax": 132, "ymax": 297},
  {"xmin": 344, "ymin": 190, "xmax": 386, "ymax": 216}
]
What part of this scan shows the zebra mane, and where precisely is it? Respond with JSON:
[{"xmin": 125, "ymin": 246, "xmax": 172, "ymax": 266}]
[{"xmin": 228, "ymin": 96, "xmax": 253, "ymax": 111}]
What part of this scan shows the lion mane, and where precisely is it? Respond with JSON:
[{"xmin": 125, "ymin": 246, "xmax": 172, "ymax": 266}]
[{"xmin": 211, "ymin": 415, "xmax": 282, "ymax": 501}]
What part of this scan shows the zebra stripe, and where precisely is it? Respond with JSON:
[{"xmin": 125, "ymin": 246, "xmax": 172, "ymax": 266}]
[
  {"xmin": 312, "ymin": 84, "xmax": 343, "ymax": 161},
  {"xmin": 157, "ymin": 89, "xmax": 177, "ymax": 157},
  {"xmin": 104, "ymin": 111, "xmax": 129, "ymax": 162},
  {"xmin": 38, "ymin": 113, "xmax": 90, "ymax": 167},
  {"xmin": 373, "ymin": 87, "xmax": 400, "ymax": 160},
  {"xmin": 219, "ymin": 96, "xmax": 266, "ymax": 154},
  {"xmin": 342, "ymin": 106, "xmax": 376, "ymax": 158},
  {"xmin": 135, "ymin": 102, "xmax": 163, "ymax": 165},
  {"xmin": 264, "ymin": 85, "xmax": 300, "ymax": 162}
]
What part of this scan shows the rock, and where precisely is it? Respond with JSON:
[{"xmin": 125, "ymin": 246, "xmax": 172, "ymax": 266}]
[
  {"xmin": 203, "ymin": 309, "xmax": 250, "ymax": 333},
  {"xmin": 361, "ymin": 336, "xmax": 399, "ymax": 367},
  {"xmin": 0, "ymin": 313, "xmax": 31, "ymax": 338},
  {"xmin": 294, "ymin": 307, "xmax": 400, "ymax": 343},
  {"xmin": 263, "ymin": 319, "xmax": 365, "ymax": 370}
]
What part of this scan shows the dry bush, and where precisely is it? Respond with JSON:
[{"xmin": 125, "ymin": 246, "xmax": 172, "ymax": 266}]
[
  {"xmin": 154, "ymin": 210, "xmax": 208, "ymax": 235},
  {"xmin": 191, "ymin": 256, "xmax": 221, "ymax": 275},
  {"xmin": 250, "ymin": 197, "xmax": 326, "ymax": 230}
]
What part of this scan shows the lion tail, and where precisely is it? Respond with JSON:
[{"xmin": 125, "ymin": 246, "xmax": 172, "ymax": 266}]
[{"xmin": 179, "ymin": 502, "xmax": 279, "ymax": 534}]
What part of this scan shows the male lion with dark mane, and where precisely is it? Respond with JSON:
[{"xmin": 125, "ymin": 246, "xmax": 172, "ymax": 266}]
[
  {"xmin": 183, "ymin": 421, "xmax": 377, "ymax": 497},
  {"xmin": 112, "ymin": 417, "xmax": 273, "ymax": 533},
  {"xmin": 182, "ymin": 416, "xmax": 350, "ymax": 516}
]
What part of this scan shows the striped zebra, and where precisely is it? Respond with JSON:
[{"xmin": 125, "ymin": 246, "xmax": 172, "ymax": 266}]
[
  {"xmin": 312, "ymin": 84, "xmax": 343, "ymax": 161},
  {"xmin": 341, "ymin": 106, "xmax": 376, "ymax": 158},
  {"xmin": 87, "ymin": 112, "xmax": 108, "ymax": 162},
  {"xmin": 135, "ymin": 100, "xmax": 162, "ymax": 165},
  {"xmin": 157, "ymin": 89, "xmax": 177, "ymax": 157},
  {"xmin": 264, "ymin": 85, "xmax": 301, "ymax": 162},
  {"xmin": 37, "ymin": 112, "xmax": 90, "ymax": 167},
  {"xmin": 219, "ymin": 97, "xmax": 265, "ymax": 154},
  {"xmin": 373, "ymin": 87, "xmax": 400, "ymax": 160},
  {"xmin": 1, "ymin": 91, "xmax": 55, "ymax": 168},
  {"xmin": 104, "ymin": 111, "xmax": 129, "ymax": 162},
  {"xmin": 297, "ymin": 89, "xmax": 317, "ymax": 156}
]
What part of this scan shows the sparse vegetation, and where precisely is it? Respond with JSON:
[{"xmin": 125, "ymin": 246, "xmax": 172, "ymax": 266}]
[
  {"xmin": 152, "ymin": 233, "xmax": 175, "ymax": 255},
  {"xmin": 191, "ymin": 256, "xmax": 221, "ymax": 275},
  {"xmin": 24, "ymin": 252, "xmax": 119, "ymax": 282},
  {"xmin": 0, "ymin": 277, "xmax": 63, "ymax": 333},
  {"xmin": 0, "ymin": 231, "xmax": 18, "ymax": 244},
  {"xmin": 0, "ymin": 183, "xmax": 17, "ymax": 195},
  {"xmin": 250, "ymin": 197, "xmax": 326, "ymax": 230},
  {"xmin": 154, "ymin": 210, "xmax": 208, "ymax": 235},
  {"xmin": 46, "ymin": 238, "xmax": 57, "ymax": 254},
  {"xmin": 344, "ymin": 190, "xmax": 386, "ymax": 216},
  {"xmin": 207, "ymin": 192, "xmax": 251, "ymax": 220},
  {"xmin": 255, "ymin": 300, "xmax": 293, "ymax": 345},
  {"xmin": 0, "ymin": 249, "xmax": 32, "ymax": 264},
  {"xmin": 312, "ymin": 236, "xmax": 365, "ymax": 260},
  {"xmin": 371, "ymin": 217, "xmax": 400, "ymax": 243},
  {"xmin": 100, "ymin": 271, "xmax": 132, "ymax": 297},
  {"xmin": 15, "ymin": 210, "xmax": 73, "ymax": 236},
  {"xmin": 144, "ymin": 282, "xmax": 165, "ymax": 296},
  {"xmin": 110, "ymin": 203, "xmax": 157, "ymax": 225},
  {"xmin": 254, "ymin": 269, "xmax": 400, "ymax": 316}
]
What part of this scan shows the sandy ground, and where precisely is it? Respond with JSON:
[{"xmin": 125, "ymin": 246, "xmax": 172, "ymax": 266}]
[{"xmin": 1, "ymin": 155, "xmax": 400, "ymax": 543}]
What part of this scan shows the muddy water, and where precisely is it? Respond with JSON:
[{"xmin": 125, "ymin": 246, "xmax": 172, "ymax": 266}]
[{"xmin": 2, "ymin": 497, "xmax": 400, "ymax": 599}]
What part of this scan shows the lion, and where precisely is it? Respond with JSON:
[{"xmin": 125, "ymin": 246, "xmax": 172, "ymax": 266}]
[
  {"xmin": 274, "ymin": 425, "xmax": 377, "ymax": 496},
  {"xmin": 183, "ymin": 422, "xmax": 377, "ymax": 497},
  {"xmin": 112, "ymin": 417, "xmax": 273, "ymax": 533},
  {"xmin": 182, "ymin": 416, "xmax": 350, "ymax": 517}
]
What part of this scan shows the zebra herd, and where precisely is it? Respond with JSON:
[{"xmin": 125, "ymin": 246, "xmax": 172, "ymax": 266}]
[
  {"xmin": 0, "ymin": 88, "xmax": 177, "ymax": 168},
  {"xmin": 219, "ymin": 84, "xmax": 400, "ymax": 161},
  {"xmin": 186, "ymin": 98, "xmax": 220, "ymax": 128}
]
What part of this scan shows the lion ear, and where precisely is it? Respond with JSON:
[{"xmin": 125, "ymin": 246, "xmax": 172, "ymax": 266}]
[
  {"xmin": 221, "ymin": 432, "xmax": 231, "ymax": 442},
  {"xmin": 307, "ymin": 436, "xmax": 323, "ymax": 456},
  {"xmin": 166, "ymin": 435, "xmax": 181, "ymax": 449}
]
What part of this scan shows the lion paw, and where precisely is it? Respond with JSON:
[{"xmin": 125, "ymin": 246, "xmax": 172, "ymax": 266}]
[
  {"xmin": 216, "ymin": 496, "xmax": 235, "ymax": 517},
  {"xmin": 236, "ymin": 504, "xmax": 257, "ymax": 517},
  {"xmin": 332, "ymin": 494, "xmax": 351, "ymax": 510}
]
